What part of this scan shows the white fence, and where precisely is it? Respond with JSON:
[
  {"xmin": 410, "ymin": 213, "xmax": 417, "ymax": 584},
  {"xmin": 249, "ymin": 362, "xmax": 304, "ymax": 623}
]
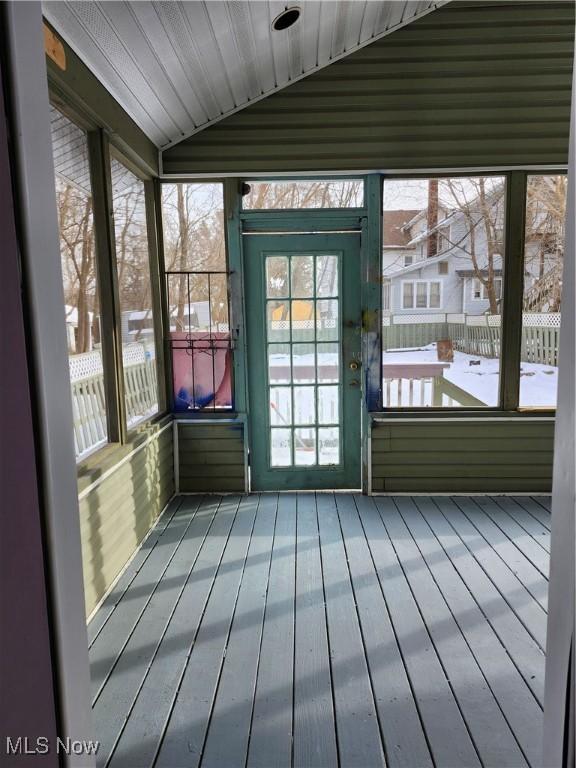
[{"xmin": 70, "ymin": 343, "xmax": 157, "ymax": 459}]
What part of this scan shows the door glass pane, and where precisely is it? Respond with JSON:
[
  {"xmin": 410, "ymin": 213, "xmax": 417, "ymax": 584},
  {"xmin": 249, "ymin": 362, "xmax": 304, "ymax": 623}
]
[
  {"xmin": 316, "ymin": 255, "xmax": 338, "ymax": 297},
  {"xmin": 271, "ymin": 428, "xmax": 291, "ymax": 466},
  {"xmin": 266, "ymin": 256, "xmax": 289, "ymax": 298},
  {"xmin": 292, "ymin": 343, "xmax": 315, "ymax": 383},
  {"xmin": 268, "ymin": 344, "xmax": 291, "ymax": 383},
  {"xmin": 267, "ymin": 300, "xmax": 290, "ymax": 342},
  {"xmin": 318, "ymin": 427, "xmax": 339, "ymax": 465},
  {"xmin": 520, "ymin": 174, "xmax": 566, "ymax": 409},
  {"xmin": 317, "ymin": 343, "xmax": 339, "ymax": 382},
  {"xmin": 50, "ymin": 106, "xmax": 107, "ymax": 460},
  {"xmin": 264, "ymin": 252, "xmax": 342, "ymax": 469},
  {"xmin": 293, "ymin": 386, "xmax": 315, "ymax": 425},
  {"xmin": 383, "ymin": 176, "xmax": 506, "ymax": 408},
  {"xmin": 318, "ymin": 386, "xmax": 339, "ymax": 425},
  {"xmin": 110, "ymin": 156, "xmax": 159, "ymax": 427},
  {"xmin": 270, "ymin": 387, "xmax": 292, "ymax": 426},
  {"xmin": 317, "ymin": 299, "xmax": 339, "ymax": 341},
  {"xmin": 291, "ymin": 300, "xmax": 315, "ymax": 341},
  {"xmin": 291, "ymin": 256, "xmax": 314, "ymax": 297},
  {"xmin": 294, "ymin": 428, "xmax": 316, "ymax": 465}
]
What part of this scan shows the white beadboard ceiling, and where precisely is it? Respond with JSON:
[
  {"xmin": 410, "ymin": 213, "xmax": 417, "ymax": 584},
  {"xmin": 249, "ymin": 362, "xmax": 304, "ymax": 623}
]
[{"xmin": 43, "ymin": 1, "xmax": 445, "ymax": 149}]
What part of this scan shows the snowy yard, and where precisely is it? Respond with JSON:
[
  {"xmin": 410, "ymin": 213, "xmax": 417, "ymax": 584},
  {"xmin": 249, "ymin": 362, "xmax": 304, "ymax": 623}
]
[{"xmin": 383, "ymin": 343, "xmax": 558, "ymax": 408}]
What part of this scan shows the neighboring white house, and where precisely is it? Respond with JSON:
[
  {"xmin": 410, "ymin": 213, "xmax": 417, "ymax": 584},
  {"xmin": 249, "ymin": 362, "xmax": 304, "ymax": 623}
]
[
  {"xmin": 383, "ymin": 182, "xmax": 562, "ymax": 317},
  {"xmin": 382, "ymin": 193, "xmax": 505, "ymax": 316}
]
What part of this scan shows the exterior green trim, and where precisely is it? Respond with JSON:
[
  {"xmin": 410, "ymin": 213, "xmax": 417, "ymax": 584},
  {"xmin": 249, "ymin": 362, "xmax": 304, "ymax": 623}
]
[
  {"xmin": 177, "ymin": 421, "xmax": 246, "ymax": 493},
  {"xmin": 500, "ymin": 171, "xmax": 528, "ymax": 410},
  {"xmin": 225, "ymin": 179, "xmax": 249, "ymax": 415},
  {"xmin": 87, "ymin": 129, "xmax": 126, "ymax": 443},
  {"xmin": 145, "ymin": 179, "xmax": 168, "ymax": 414},
  {"xmin": 162, "ymin": 2, "xmax": 574, "ymax": 175},
  {"xmin": 45, "ymin": 19, "xmax": 159, "ymax": 175}
]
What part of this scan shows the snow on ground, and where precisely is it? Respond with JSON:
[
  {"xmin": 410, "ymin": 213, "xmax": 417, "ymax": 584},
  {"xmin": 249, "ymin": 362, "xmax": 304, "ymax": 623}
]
[{"xmin": 383, "ymin": 343, "xmax": 558, "ymax": 407}]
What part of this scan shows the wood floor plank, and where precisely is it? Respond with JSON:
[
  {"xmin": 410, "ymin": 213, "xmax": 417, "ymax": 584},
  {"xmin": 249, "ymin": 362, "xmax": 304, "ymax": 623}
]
[
  {"xmin": 92, "ymin": 495, "xmax": 221, "ymax": 768},
  {"xmin": 247, "ymin": 494, "xmax": 297, "ymax": 768},
  {"xmin": 200, "ymin": 494, "xmax": 278, "ymax": 768},
  {"xmin": 533, "ymin": 496, "xmax": 552, "ymax": 513},
  {"xmin": 357, "ymin": 494, "xmax": 480, "ymax": 767},
  {"xmin": 491, "ymin": 497, "xmax": 551, "ymax": 553},
  {"xmin": 336, "ymin": 494, "xmax": 433, "ymax": 768},
  {"xmin": 380, "ymin": 496, "xmax": 529, "ymax": 768},
  {"xmin": 87, "ymin": 497, "xmax": 182, "ymax": 647},
  {"xmin": 422, "ymin": 497, "xmax": 545, "ymax": 704},
  {"xmin": 154, "ymin": 494, "xmax": 260, "ymax": 768},
  {"xmin": 453, "ymin": 496, "xmax": 549, "ymax": 611},
  {"xmin": 405, "ymin": 496, "xmax": 543, "ymax": 766},
  {"xmin": 475, "ymin": 497, "xmax": 550, "ymax": 573},
  {"xmin": 316, "ymin": 493, "xmax": 385, "ymax": 768},
  {"xmin": 293, "ymin": 492, "xmax": 339, "ymax": 768},
  {"xmin": 89, "ymin": 496, "xmax": 204, "ymax": 703},
  {"xmin": 514, "ymin": 496, "xmax": 552, "ymax": 531},
  {"xmin": 106, "ymin": 495, "xmax": 241, "ymax": 768},
  {"xmin": 432, "ymin": 496, "xmax": 547, "ymax": 651}
]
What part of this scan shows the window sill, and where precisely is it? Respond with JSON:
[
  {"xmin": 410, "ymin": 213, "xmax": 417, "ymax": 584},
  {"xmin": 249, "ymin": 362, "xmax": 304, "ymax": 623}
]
[{"xmin": 77, "ymin": 412, "xmax": 172, "ymax": 495}]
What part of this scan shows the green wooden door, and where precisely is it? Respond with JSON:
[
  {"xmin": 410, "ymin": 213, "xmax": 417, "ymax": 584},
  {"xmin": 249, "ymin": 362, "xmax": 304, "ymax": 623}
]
[{"xmin": 245, "ymin": 232, "xmax": 361, "ymax": 490}]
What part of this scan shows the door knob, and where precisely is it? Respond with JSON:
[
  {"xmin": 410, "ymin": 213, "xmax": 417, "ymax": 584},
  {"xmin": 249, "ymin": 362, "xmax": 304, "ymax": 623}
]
[{"xmin": 349, "ymin": 360, "xmax": 360, "ymax": 371}]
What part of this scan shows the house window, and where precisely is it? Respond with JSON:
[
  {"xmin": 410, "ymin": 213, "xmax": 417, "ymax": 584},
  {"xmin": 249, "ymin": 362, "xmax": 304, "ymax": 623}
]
[
  {"xmin": 110, "ymin": 155, "xmax": 160, "ymax": 427},
  {"xmin": 402, "ymin": 281, "xmax": 442, "ymax": 310},
  {"xmin": 162, "ymin": 183, "xmax": 232, "ymax": 411},
  {"xmin": 438, "ymin": 261, "xmax": 448, "ymax": 275},
  {"xmin": 472, "ymin": 277, "xmax": 502, "ymax": 301},
  {"xmin": 520, "ymin": 173, "xmax": 567, "ymax": 409},
  {"xmin": 50, "ymin": 105, "xmax": 107, "ymax": 460},
  {"xmin": 382, "ymin": 280, "xmax": 391, "ymax": 311},
  {"xmin": 404, "ymin": 254, "xmax": 413, "ymax": 267}
]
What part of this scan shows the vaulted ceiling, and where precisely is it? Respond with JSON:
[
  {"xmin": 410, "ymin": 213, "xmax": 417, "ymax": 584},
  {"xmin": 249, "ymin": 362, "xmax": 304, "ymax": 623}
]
[{"xmin": 43, "ymin": 1, "xmax": 446, "ymax": 149}]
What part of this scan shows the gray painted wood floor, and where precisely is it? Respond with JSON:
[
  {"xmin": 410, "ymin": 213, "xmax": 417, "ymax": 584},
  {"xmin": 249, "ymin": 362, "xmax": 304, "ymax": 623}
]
[{"xmin": 88, "ymin": 493, "xmax": 550, "ymax": 768}]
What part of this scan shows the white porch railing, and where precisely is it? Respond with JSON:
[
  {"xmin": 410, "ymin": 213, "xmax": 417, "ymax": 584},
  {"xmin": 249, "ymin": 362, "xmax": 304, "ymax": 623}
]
[{"xmin": 70, "ymin": 343, "xmax": 157, "ymax": 459}]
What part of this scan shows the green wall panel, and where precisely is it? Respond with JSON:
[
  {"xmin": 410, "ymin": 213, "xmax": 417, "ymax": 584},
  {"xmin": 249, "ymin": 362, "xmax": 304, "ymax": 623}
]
[
  {"xmin": 371, "ymin": 417, "xmax": 555, "ymax": 493},
  {"xmin": 162, "ymin": 1, "xmax": 574, "ymax": 175},
  {"xmin": 79, "ymin": 424, "xmax": 175, "ymax": 616},
  {"xmin": 177, "ymin": 421, "xmax": 247, "ymax": 493}
]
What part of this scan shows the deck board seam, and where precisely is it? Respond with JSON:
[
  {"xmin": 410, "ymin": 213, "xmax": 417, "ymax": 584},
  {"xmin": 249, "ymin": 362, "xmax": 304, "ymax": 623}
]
[
  {"xmin": 332, "ymin": 493, "xmax": 390, "ymax": 767},
  {"xmin": 243, "ymin": 493, "xmax": 280, "ymax": 768},
  {"xmin": 191, "ymin": 495, "xmax": 264, "ymax": 768},
  {"xmin": 451, "ymin": 496, "xmax": 549, "ymax": 609},
  {"xmin": 431, "ymin": 497, "xmax": 548, "ymax": 651},
  {"xmin": 419, "ymin": 497, "xmax": 545, "ymax": 709},
  {"xmin": 92, "ymin": 495, "xmax": 206, "ymax": 707},
  {"xmin": 313, "ymin": 492, "xmax": 342, "ymax": 768},
  {"xmin": 483, "ymin": 498, "xmax": 551, "ymax": 561},
  {"xmin": 489, "ymin": 496, "xmax": 552, "ymax": 551},
  {"xmin": 350, "ymin": 493, "xmax": 436, "ymax": 767},
  {"xmin": 371, "ymin": 496, "xmax": 483, "ymax": 767},
  {"xmin": 102, "ymin": 495, "xmax": 225, "ymax": 768},
  {"xmin": 149, "ymin": 494, "xmax": 245, "ymax": 767},
  {"xmin": 398, "ymin": 496, "xmax": 537, "ymax": 766},
  {"xmin": 87, "ymin": 496, "xmax": 182, "ymax": 648}
]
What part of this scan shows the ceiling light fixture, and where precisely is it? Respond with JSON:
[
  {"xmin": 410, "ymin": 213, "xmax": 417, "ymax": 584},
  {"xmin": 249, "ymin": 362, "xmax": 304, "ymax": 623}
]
[{"xmin": 272, "ymin": 7, "xmax": 301, "ymax": 31}]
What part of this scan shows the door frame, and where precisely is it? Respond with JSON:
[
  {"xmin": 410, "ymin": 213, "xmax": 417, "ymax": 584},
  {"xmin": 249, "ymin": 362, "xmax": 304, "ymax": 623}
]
[
  {"xmin": 244, "ymin": 230, "xmax": 363, "ymax": 491},
  {"xmin": 225, "ymin": 175, "xmax": 383, "ymax": 493}
]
